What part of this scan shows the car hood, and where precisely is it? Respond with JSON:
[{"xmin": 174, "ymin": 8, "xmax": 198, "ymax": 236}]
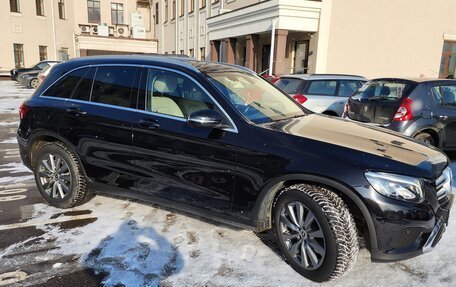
[
  {"xmin": 11, "ymin": 68, "xmax": 34, "ymax": 74},
  {"xmin": 257, "ymin": 114, "xmax": 448, "ymax": 179}
]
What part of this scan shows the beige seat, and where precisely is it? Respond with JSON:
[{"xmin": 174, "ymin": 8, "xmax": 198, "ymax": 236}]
[
  {"xmin": 178, "ymin": 98, "xmax": 209, "ymax": 117},
  {"xmin": 151, "ymin": 97, "xmax": 184, "ymax": 118},
  {"xmin": 151, "ymin": 74, "xmax": 184, "ymax": 118}
]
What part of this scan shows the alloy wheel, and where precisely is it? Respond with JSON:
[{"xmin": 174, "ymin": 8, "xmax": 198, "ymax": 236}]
[
  {"xmin": 279, "ymin": 201, "xmax": 326, "ymax": 270},
  {"xmin": 38, "ymin": 153, "xmax": 72, "ymax": 199},
  {"xmin": 30, "ymin": 79, "xmax": 39, "ymax": 89}
]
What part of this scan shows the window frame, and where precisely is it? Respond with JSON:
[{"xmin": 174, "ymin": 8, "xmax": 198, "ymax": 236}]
[
  {"xmin": 179, "ymin": 0, "xmax": 184, "ymax": 16},
  {"xmin": 87, "ymin": 0, "xmax": 101, "ymax": 24},
  {"xmin": 200, "ymin": 0, "xmax": 206, "ymax": 9},
  {"xmin": 111, "ymin": 3, "xmax": 124, "ymax": 25},
  {"xmin": 39, "ymin": 46, "xmax": 47, "ymax": 61},
  {"xmin": 36, "ymin": 0, "xmax": 44, "ymax": 16},
  {"xmin": 13, "ymin": 43, "xmax": 24, "ymax": 68},
  {"xmin": 189, "ymin": 0, "xmax": 195, "ymax": 13},
  {"xmin": 58, "ymin": 0, "xmax": 65, "ymax": 19},
  {"xmin": 172, "ymin": 0, "xmax": 176, "ymax": 20},
  {"xmin": 164, "ymin": 0, "xmax": 168, "ymax": 23},
  {"xmin": 10, "ymin": 0, "xmax": 20, "ymax": 13},
  {"xmin": 154, "ymin": 2, "xmax": 159, "ymax": 24}
]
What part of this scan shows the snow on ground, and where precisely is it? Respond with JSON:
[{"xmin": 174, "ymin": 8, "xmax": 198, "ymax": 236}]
[
  {"xmin": 1, "ymin": 80, "xmax": 456, "ymax": 286},
  {"xmin": 0, "ymin": 80, "xmax": 33, "ymax": 114},
  {"xmin": 0, "ymin": 162, "xmax": 32, "ymax": 173},
  {"xmin": 0, "ymin": 137, "xmax": 18, "ymax": 144}
]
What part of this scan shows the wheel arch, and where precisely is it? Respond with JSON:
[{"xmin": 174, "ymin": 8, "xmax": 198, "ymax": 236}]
[
  {"xmin": 27, "ymin": 130, "xmax": 88, "ymax": 177},
  {"xmin": 412, "ymin": 127, "xmax": 440, "ymax": 147},
  {"xmin": 252, "ymin": 174, "xmax": 378, "ymax": 253}
]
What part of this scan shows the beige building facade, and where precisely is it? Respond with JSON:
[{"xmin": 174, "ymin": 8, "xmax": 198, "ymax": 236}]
[
  {"xmin": 1, "ymin": 0, "xmax": 455, "ymax": 79},
  {"xmin": 1, "ymin": 0, "xmax": 158, "ymax": 74}
]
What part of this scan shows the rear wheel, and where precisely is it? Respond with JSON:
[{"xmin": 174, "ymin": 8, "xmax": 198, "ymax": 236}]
[
  {"xmin": 273, "ymin": 184, "xmax": 359, "ymax": 282},
  {"xmin": 30, "ymin": 78, "xmax": 40, "ymax": 89},
  {"xmin": 414, "ymin": 132, "xmax": 435, "ymax": 146},
  {"xmin": 33, "ymin": 142, "xmax": 92, "ymax": 208}
]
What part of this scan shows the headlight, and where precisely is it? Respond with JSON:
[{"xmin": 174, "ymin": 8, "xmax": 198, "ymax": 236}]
[{"xmin": 365, "ymin": 172, "xmax": 424, "ymax": 203}]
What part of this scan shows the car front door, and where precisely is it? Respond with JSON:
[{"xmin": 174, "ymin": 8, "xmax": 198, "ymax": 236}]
[
  {"xmin": 431, "ymin": 83, "xmax": 456, "ymax": 148},
  {"xmin": 57, "ymin": 65, "xmax": 141, "ymax": 191},
  {"xmin": 131, "ymin": 67, "xmax": 239, "ymax": 215}
]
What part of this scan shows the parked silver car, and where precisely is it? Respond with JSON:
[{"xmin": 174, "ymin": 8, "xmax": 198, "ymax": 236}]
[{"xmin": 275, "ymin": 74, "xmax": 367, "ymax": 116}]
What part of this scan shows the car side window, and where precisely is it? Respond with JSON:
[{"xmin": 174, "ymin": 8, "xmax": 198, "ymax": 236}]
[
  {"xmin": 145, "ymin": 69, "xmax": 215, "ymax": 118},
  {"xmin": 71, "ymin": 68, "xmax": 96, "ymax": 102},
  {"xmin": 91, "ymin": 67, "xmax": 139, "ymax": 108},
  {"xmin": 42, "ymin": 68, "xmax": 91, "ymax": 99},
  {"xmin": 432, "ymin": 85, "xmax": 456, "ymax": 108},
  {"xmin": 306, "ymin": 80, "xmax": 337, "ymax": 96},
  {"xmin": 338, "ymin": 80, "xmax": 363, "ymax": 97},
  {"xmin": 36, "ymin": 63, "xmax": 49, "ymax": 70}
]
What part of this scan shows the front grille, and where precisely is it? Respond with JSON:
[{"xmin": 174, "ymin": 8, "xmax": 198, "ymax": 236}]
[{"xmin": 435, "ymin": 167, "xmax": 452, "ymax": 203}]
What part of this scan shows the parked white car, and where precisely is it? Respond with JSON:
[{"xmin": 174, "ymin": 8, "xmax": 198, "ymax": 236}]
[
  {"xmin": 37, "ymin": 62, "xmax": 60, "ymax": 85},
  {"xmin": 275, "ymin": 74, "xmax": 367, "ymax": 117}
]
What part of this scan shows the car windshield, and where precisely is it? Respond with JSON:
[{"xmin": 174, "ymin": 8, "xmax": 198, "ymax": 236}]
[
  {"xmin": 351, "ymin": 81, "xmax": 414, "ymax": 102},
  {"xmin": 207, "ymin": 72, "xmax": 306, "ymax": 124}
]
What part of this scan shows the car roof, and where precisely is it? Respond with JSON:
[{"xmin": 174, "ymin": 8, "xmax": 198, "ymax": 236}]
[
  {"xmin": 279, "ymin": 74, "xmax": 367, "ymax": 81},
  {"xmin": 372, "ymin": 77, "xmax": 456, "ymax": 84},
  {"xmin": 58, "ymin": 55, "xmax": 255, "ymax": 75}
]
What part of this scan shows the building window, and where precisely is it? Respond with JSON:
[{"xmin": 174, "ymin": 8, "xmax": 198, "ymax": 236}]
[
  {"xmin": 39, "ymin": 46, "xmax": 47, "ymax": 61},
  {"xmin": 13, "ymin": 44, "xmax": 24, "ymax": 68},
  {"xmin": 200, "ymin": 0, "xmax": 206, "ymax": 9},
  {"xmin": 179, "ymin": 0, "xmax": 184, "ymax": 16},
  {"xmin": 440, "ymin": 41, "xmax": 456, "ymax": 79},
  {"xmin": 58, "ymin": 0, "xmax": 65, "ymax": 19},
  {"xmin": 189, "ymin": 48, "xmax": 194, "ymax": 58},
  {"xmin": 111, "ymin": 3, "xmax": 124, "ymax": 25},
  {"xmin": 189, "ymin": 0, "xmax": 194, "ymax": 13},
  {"xmin": 212, "ymin": 0, "xmax": 219, "ymax": 4},
  {"xmin": 200, "ymin": 47, "xmax": 205, "ymax": 61},
  {"xmin": 172, "ymin": 0, "xmax": 176, "ymax": 20},
  {"xmin": 172, "ymin": 51, "xmax": 176, "ymax": 55},
  {"xmin": 35, "ymin": 0, "xmax": 44, "ymax": 16},
  {"xmin": 155, "ymin": 3, "xmax": 159, "ymax": 24},
  {"xmin": 10, "ymin": 0, "xmax": 20, "ymax": 13},
  {"xmin": 180, "ymin": 50, "xmax": 185, "ymax": 55},
  {"xmin": 87, "ymin": 0, "xmax": 101, "ymax": 24},
  {"xmin": 58, "ymin": 48, "xmax": 69, "ymax": 61},
  {"xmin": 164, "ymin": 0, "xmax": 168, "ymax": 22}
]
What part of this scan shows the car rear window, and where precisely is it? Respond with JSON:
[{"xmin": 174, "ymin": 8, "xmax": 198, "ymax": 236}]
[
  {"xmin": 351, "ymin": 81, "xmax": 413, "ymax": 102},
  {"xmin": 275, "ymin": 78, "xmax": 305, "ymax": 94},
  {"xmin": 306, "ymin": 80, "xmax": 337, "ymax": 96}
]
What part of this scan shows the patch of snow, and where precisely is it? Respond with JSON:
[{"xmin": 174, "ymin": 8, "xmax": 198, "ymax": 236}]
[
  {"xmin": 0, "ymin": 137, "xmax": 18, "ymax": 144},
  {"xmin": 52, "ymin": 263, "xmax": 62, "ymax": 269},
  {"xmin": 0, "ymin": 175, "xmax": 34, "ymax": 184},
  {"xmin": 0, "ymin": 121, "xmax": 19, "ymax": 127},
  {"xmin": 0, "ymin": 162, "xmax": 31, "ymax": 174},
  {"xmin": 0, "ymin": 81, "xmax": 34, "ymax": 114}
]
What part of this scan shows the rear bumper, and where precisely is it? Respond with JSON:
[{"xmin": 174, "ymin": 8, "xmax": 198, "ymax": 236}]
[{"xmin": 17, "ymin": 134, "xmax": 32, "ymax": 170}]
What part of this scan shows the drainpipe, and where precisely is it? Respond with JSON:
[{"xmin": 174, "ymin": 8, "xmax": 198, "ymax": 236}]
[
  {"xmin": 268, "ymin": 18, "xmax": 277, "ymax": 76},
  {"xmin": 51, "ymin": 0, "xmax": 58, "ymax": 60}
]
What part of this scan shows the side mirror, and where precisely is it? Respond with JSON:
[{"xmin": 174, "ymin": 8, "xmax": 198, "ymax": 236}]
[{"xmin": 187, "ymin": 109, "xmax": 225, "ymax": 128}]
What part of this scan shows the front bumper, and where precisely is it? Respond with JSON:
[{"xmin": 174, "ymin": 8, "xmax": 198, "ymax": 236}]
[{"xmin": 370, "ymin": 193, "xmax": 453, "ymax": 262}]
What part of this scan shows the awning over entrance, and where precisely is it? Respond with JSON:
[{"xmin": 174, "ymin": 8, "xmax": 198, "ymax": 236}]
[{"xmin": 207, "ymin": 0, "xmax": 321, "ymax": 41}]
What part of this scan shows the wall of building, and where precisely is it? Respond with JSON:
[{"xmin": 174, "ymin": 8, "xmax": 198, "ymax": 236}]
[
  {"xmin": 320, "ymin": 0, "xmax": 456, "ymax": 79},
  {"xmin": 0, "ymin": 0, "xmax": 75, "ymax": 72}
]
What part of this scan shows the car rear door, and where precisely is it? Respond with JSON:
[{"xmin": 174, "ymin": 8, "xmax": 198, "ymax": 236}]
[
  {"xmin": 57, "ymin": 65, "xmax": 141, "ymax": 191},
  {"xmin": 130, "ymin": 67, "xmax": 239, "ymax": 215},
  {"xmin": 430, "ymin": 83, "xmax": 456, "ymax": 148},
  {"xmin": 302, "ymin": 80, "xmax": 340, "ymax": 115}
]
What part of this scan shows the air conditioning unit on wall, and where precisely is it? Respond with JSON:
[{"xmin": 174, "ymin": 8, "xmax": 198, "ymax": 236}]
[
  {"xmin": 97, "ymin": 24, "xmax": 109, "ymax": 37},
  {"xmin": 116, "ymin": 25, "xmax": 129, "ymax": 37},
  {"xmin": 108, "ymin": 26, "xmax": 116, "ymax": 36},
  {"xmin": 91, "ymin": 25, "xmax": 98, "ymax": 35},
  {"xmin": 79, "ymin": 24, "xmax": 90, "ymax": 34}
]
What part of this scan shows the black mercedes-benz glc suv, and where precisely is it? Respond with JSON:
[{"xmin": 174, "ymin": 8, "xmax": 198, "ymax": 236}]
[{"xmin": 17, "ymin": 56, "xmax": 453, "ymax": 282}]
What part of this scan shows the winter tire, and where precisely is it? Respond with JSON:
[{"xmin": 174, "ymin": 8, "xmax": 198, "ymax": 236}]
[
  {"xmin": 273, "ymin": 184, "xmax": 359, "ymax": 282},
  {"xmin": 33, "ymin": 142, "xmax": 92, "ymax": 208}
]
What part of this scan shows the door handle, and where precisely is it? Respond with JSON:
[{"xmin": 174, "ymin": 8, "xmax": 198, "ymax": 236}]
[
  {"xmin": 439, "ymin": 115, "xmax": 448, "ymax": 120},
  {"xmin": 66, "ymin": 108, "xmax": 87, "ymax": 116},
  {"xmin": 139, "ymin": 119, "xmax": 160, "ymax": 129}
]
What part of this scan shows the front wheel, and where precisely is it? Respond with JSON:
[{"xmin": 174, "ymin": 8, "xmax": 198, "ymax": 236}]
[
  {"xmin": 33, "ymin": 142, "xmax": 92, "ymax": 208},
  {"xmin": 414, "ymin": 132, "xmax": 435, "ymax": 146},
  {"xmin": 30, "ymin": 78, "xmax": 40, "ymax": 89},
  {"xmin": 273, "ymin": 184, "xmax": 359, "ymax": 282}
]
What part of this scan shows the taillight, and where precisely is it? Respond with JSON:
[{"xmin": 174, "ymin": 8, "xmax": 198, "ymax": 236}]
[
  {"xmin": 19, "ymin": 103, "xmax": 29, "ymax": 120},
  {"xmin": 393, "ymin": 98, "xmax": 413, "ymax": 121},
  {"xmin": 293, "ymin": 94, "xmax": 308, "ymax": 104}
]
